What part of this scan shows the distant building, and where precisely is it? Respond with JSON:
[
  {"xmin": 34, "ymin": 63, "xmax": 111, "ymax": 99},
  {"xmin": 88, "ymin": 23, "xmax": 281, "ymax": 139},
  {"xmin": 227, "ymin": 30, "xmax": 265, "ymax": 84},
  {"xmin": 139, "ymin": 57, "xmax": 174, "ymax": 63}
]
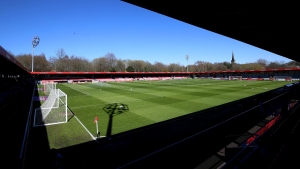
[{"xmin": 231, "ymin": 51, "xmax": 235, "ymax": 68}]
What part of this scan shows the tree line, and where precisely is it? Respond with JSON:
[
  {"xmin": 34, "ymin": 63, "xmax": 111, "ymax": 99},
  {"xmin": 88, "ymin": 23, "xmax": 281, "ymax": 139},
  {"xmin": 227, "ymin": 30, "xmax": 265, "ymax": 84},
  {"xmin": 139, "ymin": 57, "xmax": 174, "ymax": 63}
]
[{"xmin": 13, "ymin": 48, "xmax": 300, "ymax": 72}]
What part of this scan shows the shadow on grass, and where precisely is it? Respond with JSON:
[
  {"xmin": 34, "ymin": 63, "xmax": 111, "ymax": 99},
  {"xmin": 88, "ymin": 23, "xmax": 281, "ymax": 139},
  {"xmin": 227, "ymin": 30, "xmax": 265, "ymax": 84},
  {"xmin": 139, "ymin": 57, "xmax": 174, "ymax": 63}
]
[
  {"xmin": 22, "ymin": 82, "xmax": 51, "ymax": 169},
  {"xmin": 103, "ymin": 103, "xmax": 129, "ymax": 137}
]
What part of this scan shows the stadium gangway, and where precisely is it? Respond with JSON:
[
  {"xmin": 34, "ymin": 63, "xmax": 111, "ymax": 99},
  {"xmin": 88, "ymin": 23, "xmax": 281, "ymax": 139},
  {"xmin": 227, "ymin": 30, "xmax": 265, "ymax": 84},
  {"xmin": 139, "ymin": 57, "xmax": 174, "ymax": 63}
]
[
  {"xmin": 221, "ymin": 113, "xmax": 283, "ymax": 168},
  {"xmin": 222, "ymin": 100, "xmax": 300, "ymax": 169},
  {"xmin": 221, "ymin": 134, "xmax": 262, "ymax": 169}
]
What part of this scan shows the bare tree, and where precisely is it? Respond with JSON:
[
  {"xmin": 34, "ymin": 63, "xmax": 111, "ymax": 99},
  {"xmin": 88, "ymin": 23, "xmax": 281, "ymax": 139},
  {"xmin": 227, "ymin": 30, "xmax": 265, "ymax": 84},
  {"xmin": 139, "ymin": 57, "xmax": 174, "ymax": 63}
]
[
  {"xmin": 257, "ymin": 59, "xmax": 269, "ymax": 69},
  {"xmin": 98, "ymin": 57, "xmax": 107, "ymax": 72},
  {"xmin": 154, "ymin": 61, "xmax": 167, "ymax": 72},
  {"xmin": 48, "ymin": 56, "xmax": 58, "ymax": 72},
  {"xmin": 223, "ymin": 61, "xmax": 232, "ymax": 70},
  {"xmin": 67, "ymin": 55, "xmax": 91, "ymax": 71},
  {"xmin": 105, "ymin": 53, "xmax": 117, "ymax": 70},
  {"xmin": 240, "ymin": 63, "xmax": 265, "ymax": 70},
  {"xmin": 286, "ymin": 60, "xmax": 300, "ymax": 68},
  {"xmin": 14, "ymin": 48, "xmax": 295, "ymax": 72},
  {"xmin": 15, "ymin": 53, "xmax": 50, "ymax": 72},
  {"xmin": 15, "ymin": 54, "xmax": 32, "ymax": 71},
  {"xmin": 144, "ymin": 61, "xmax": 155, "ymax": 72},
  {"xmin": 194, "ymin": 61, "xmax": 203, "ymax": 72},
  {"xmin": 187, "ymin": 64, "xmax": 197, "ymax": 72},
  {"xmin": 91, "ymin": 58, "xmax": 99, "ymax": 71},
  {"xmin": 34, "ymin": 53, "xmax": 51, "ymax": 71},
  {"xmin": 54, "ymin": 48, "xmax": 68, "ymax": 71},
  {"xmin": 115, "ymin": 59, "xmax": 126, "ymax": 72},
  {"xmin": 55, "ymin": 48, "xmax": 66, "ymax": 59},
  {"xmin": 195, "ymin": 61, "xmax": 212, "ymax": 72},
  {"xmin": 213, "ymin": 62, "xmax": 227, "ymax": 71},
  {"xmin": 168, "ymin": 63, "xmax": 182, "ymax": 72},
  {"xmin": 267, "ymin": 61, "xmax": 284, "ymax": 69},
  {"xmin": 129, "ymin": 60, "xmax": 145, "ymax": 72}
]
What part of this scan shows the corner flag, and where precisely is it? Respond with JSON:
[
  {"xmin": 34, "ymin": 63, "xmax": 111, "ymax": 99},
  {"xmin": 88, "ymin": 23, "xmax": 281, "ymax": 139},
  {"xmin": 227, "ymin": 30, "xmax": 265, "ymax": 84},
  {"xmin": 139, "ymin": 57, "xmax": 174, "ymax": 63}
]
[
  {"xmin": 94, "ymin": 116, "xmax": 98, "ymax": 123},
  {"xmin": 94, "ymin": 116, "xmax": 99, "ymax": 138}
]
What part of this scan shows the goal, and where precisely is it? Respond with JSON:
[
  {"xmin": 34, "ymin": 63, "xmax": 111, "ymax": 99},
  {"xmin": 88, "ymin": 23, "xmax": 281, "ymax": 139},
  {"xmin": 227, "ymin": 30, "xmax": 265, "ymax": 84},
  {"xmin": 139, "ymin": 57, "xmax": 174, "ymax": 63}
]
[
  {"xmin": 44, "ymin": 82, "xmax": 56, "ymax": 95},
  {"xmin": 229, "ymin": 76, "xmax": 242, "ymax": 80},
  {"xmin": 273, "ymin": 76, "xmax": 292, "ymax": 82},
  {"xmin": 33, "ymin": 88, "xmax": 68, "ymax": 127}
]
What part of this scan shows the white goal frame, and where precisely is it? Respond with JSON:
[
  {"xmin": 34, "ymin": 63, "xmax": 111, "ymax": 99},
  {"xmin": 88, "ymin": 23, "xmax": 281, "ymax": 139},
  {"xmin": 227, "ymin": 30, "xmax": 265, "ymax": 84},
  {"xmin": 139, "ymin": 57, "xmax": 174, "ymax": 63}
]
[
  {"xmin": 33, "ymin": 88, "xmax": 68, "ymax": 127},
  {"xmin": 229, "ymin": 76, "xmax": 242, "ymax": 80},
  {"xmin": 273, "ymin": 76, "xmax": 292, "ymax": 82}
]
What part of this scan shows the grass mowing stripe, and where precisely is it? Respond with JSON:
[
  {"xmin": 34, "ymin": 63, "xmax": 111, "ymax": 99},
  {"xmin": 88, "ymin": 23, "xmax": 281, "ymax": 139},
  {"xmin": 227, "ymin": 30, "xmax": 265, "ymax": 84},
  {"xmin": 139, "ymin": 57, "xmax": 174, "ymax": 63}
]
[{"xmin": 42, "ymin": 79, "xmax": 291, "ymax": 148}]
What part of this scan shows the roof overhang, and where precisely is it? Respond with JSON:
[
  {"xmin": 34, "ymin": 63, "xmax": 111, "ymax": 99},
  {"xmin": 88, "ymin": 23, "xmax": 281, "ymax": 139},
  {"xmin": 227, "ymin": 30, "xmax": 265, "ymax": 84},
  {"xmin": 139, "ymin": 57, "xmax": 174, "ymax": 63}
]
[
  {"xmin": 121, "ymin": 1, "xmax": 299, "ymax": 62},
  {"xmin": 0, "ymin": 46, "xmax": 29, "ymax": 75}
]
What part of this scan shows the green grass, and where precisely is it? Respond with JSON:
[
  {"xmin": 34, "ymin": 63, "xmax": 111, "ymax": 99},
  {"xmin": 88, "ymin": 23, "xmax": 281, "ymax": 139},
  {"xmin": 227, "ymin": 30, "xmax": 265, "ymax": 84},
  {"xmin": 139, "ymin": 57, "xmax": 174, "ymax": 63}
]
[
  {"xmin": 37, "ymin": 84, "xmax": 46, "ymax": 96},
  {"xmin": 41, "ymin": 79, "xmax": 291, "ymax": 148}
]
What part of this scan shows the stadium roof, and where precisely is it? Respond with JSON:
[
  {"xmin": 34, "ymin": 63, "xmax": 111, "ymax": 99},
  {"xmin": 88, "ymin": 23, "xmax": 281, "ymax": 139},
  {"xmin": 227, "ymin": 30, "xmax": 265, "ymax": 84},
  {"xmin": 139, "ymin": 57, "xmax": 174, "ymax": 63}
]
[
  {"xmin": 0, "ymin": 46, "xmax": 28, "ymax": 75},
  {"xmin": 121, "ymin": 1, "xmax": 299, "ymax": 62}
]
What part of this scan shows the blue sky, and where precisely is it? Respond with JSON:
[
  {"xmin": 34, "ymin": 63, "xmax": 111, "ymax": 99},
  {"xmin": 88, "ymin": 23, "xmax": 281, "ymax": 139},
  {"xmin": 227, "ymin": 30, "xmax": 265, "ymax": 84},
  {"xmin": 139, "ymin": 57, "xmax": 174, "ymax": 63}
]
[{"xmin": 0, "ymin": 0, "xmax": 292, "ymax": 65}]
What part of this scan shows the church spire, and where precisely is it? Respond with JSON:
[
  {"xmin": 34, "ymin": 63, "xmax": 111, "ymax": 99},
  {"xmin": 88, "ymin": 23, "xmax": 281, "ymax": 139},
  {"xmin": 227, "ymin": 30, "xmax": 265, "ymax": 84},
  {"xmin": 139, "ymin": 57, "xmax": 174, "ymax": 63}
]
[{"xmin": 231, "ymin": 51, "xmax": 235, "ymax": 64}]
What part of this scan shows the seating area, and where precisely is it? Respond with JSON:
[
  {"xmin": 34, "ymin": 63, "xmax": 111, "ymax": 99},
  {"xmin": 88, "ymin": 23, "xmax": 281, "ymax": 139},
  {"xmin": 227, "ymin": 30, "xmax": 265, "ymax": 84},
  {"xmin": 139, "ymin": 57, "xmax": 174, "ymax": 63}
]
[
  {"xmin": 143, "ymin": 77, "xmax": 160, "ymax": 81},
  {"xmin": 161, "ymin": 77, "xmax": 172, "ymax": 80},
  {"xmin": 39, "ymin": 76, "xmax": 192, "ymax": 85},
  {"xmin": 173, "ymin": 76, "xmax": 187, "ymax": 79},
  {"xmin": 0, "ymin": 77, "xmax": 34, "ymax": 168},
  {"xmin": 0, "ymin": 77, "xmax": 32, "ymax": 120},
  {"xmin": 93, "ymin": 76, "xmax": 180, "ymax": 82},
  {"xmin": 37, "ymin": 76, "xmax": 191, "ymax": 85},
  {"xmin": 96, "ymin": 78, "xmax": 115, "ymax": 82},
  {"xmin": 0, "ymin": 78, "xmax": 24, "ymax": 106},
  {"xmin": 0, "ymin": 91, "xmax": 10, "ymax": 103},
  {"xmin": 115, "ymin": 77, "xmax": 134, "ymax": 82}
]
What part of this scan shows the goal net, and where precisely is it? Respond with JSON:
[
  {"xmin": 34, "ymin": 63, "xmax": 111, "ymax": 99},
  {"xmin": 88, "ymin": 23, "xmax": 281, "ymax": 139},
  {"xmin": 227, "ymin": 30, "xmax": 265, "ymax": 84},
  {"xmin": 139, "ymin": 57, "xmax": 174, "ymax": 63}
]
[
  {"xmin": 229, "ymin": 76, "xmax": 242, "ymax": 80},
  {"xmin": 33, "ymin": 88, "xmax": 68, "ymax": 127},
  {"xmin": 273, "ymin": 76, "xmax": 292, "ymax": 82},
  {"xmin": 44, "ymin": 82, "xmax": 56, "ymax": 95}
]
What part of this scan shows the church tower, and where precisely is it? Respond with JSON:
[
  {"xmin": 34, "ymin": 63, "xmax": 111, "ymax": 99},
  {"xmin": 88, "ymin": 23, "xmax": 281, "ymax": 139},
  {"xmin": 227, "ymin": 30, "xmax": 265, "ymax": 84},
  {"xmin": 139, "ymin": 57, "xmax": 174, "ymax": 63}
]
[{"xmin": 231, "ymin": 51, "xmax": 235, "ymax": 65}]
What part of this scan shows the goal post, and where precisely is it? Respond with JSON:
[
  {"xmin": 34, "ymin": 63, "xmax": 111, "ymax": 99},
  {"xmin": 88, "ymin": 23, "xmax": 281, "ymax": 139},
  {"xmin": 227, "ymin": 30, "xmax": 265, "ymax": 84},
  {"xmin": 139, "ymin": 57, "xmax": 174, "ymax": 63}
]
[
  {"xmin": 228, "ymin": 76, "xmax": 242, "ymax": 80},
  {"xmin": 33, "ymin": 88, "xmax": 68, "ymax": 127},
  {"xmin": 273, "ymin": 76, "xmax": 292, "ymax": 82}
]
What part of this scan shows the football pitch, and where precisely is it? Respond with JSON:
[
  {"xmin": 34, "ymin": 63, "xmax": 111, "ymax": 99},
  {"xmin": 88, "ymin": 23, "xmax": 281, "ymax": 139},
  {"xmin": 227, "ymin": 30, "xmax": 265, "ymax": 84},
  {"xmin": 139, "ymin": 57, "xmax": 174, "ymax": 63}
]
[{"xmin": 41, "ymin": 79, "xmax": 291, "ymax": 149}]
